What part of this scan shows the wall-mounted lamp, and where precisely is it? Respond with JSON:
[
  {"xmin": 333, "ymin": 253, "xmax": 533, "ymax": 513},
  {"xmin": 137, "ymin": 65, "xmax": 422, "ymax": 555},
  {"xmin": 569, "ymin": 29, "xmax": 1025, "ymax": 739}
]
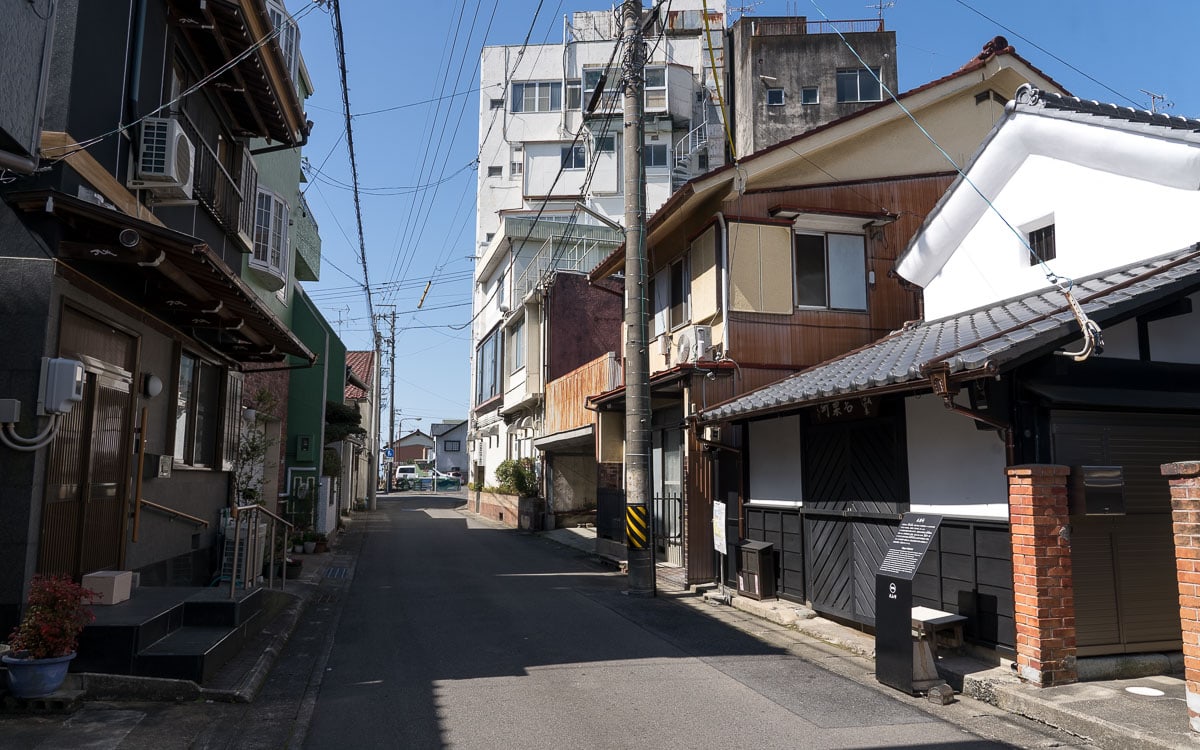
[{"xmin": 142, "ymin": 373, "xmax": 163, "ymax": 399}]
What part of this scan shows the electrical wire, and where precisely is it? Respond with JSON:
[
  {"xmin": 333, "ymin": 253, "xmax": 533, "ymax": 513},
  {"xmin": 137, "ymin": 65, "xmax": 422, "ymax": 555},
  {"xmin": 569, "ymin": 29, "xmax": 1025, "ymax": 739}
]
[
  {"xmin": 808, "ymin": 0, "xmax": 1102, "ymax": 360},
  {"xmin": 41, "ymin": 1, "xmax": 323, "ymax": 164}
]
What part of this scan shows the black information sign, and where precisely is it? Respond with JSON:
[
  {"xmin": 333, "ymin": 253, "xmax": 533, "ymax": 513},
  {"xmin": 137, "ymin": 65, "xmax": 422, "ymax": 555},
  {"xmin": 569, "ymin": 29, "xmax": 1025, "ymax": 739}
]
[
  {"xmin": 879, "ymin": 513, "xmax": 941, "ymax": 581},
  {"xmin": 876, "ymin": 513, "xmax": 942, "ymax": 693}
]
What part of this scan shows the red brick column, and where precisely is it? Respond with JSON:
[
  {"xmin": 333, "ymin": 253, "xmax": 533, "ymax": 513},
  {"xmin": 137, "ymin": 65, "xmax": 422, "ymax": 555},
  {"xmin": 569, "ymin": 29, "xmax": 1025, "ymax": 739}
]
[
  {"xmin": 1162, "ymin": 461, "xmax": 1200, "ymax": 733},
  {"xmin": 1008, "ymin": 465, "xmax": 1076, "ymax": 687}
]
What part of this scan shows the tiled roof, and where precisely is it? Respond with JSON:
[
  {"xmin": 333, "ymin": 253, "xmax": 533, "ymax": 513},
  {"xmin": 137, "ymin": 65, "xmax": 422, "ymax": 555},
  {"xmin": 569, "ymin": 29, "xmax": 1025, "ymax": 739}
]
[
  {"xmin": 703, "ymin": 245, "xmax": 1200, "ymax": 422},
  {"xmin": 1032, "ymin": 89, "xmax": 1200, "ymax": 132},
  {"xmin": 344, "ymin": 350, "xmax": 374, "ymax": 400}
]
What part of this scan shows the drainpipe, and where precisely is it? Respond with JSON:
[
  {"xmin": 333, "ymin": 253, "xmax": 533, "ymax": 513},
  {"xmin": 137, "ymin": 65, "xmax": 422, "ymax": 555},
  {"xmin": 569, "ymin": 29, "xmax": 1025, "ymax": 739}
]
[
  {"xmin": 126, "ymin": 0, "xmax": 147, "ymax": 125},
  {"xmin": 715, "ymin": 211, "xmax": 730, "ymax": 356},
  {"xmin": 940, "ymin": 390, "xmax": 1015, "ymax": 466}
]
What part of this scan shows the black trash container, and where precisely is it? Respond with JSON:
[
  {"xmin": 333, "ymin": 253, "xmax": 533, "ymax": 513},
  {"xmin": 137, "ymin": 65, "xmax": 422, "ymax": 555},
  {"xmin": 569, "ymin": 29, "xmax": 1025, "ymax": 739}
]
[{"xmin": 736, "ymin": 540, "xmax": 776, "ymax": 600}]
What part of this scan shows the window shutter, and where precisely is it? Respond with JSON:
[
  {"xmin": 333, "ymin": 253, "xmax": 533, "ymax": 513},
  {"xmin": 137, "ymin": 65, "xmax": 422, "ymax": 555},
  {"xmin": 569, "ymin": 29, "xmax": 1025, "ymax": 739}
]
[
  {"xmin": 222, "ymin": 370, "xmax": 244, "ymax": 472},
  {"xmin": 689, "ymin": 225, "xmax": 719, "ymax": 323},
  {"xmin": 729, "ymin": 222, "xmax": 793, "ymax": 314}
]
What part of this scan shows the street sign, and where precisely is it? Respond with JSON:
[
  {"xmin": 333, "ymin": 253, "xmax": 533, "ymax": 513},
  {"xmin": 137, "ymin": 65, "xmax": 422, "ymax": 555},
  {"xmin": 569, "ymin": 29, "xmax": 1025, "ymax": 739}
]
[{"xmin": 384, "ymin": 448, "xmax": 394, "ymax": 459}]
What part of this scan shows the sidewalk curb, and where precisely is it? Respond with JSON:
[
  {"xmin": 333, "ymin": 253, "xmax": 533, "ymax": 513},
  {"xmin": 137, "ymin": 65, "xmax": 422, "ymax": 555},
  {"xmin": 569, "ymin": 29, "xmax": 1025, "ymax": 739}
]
[{"xmin": 962, "ymin": 671, "xmax": 1188, "ymax": 750}]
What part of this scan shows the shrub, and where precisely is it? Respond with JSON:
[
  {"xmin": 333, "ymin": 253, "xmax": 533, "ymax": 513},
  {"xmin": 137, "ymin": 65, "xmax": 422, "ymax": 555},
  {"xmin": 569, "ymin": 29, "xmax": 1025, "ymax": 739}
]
[
  {"xmin": 495, "ymin": 457, "xmax": 538, "ymax": 497},
  {"xmin": 7, "ymin": 575, "xmax": 99, "ymax": 660}
]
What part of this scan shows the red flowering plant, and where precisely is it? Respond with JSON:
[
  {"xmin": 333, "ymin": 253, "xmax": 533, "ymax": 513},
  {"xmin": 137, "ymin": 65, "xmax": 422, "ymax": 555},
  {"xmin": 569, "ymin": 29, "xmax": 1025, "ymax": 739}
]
[{"xmin": 5, "ymin": 575, "xmax": 99, "ymax": 660}]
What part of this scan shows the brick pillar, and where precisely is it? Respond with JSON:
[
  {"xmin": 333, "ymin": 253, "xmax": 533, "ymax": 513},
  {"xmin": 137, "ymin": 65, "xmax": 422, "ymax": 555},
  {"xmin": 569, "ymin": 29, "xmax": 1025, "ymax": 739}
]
[
  {"xmin": 1162, "ymin": 461, "xmax": 1200, "ymax": 733},
  {"xmin": 1008, "ymin": 465, "xmax": 1076, "ymax": 687}
]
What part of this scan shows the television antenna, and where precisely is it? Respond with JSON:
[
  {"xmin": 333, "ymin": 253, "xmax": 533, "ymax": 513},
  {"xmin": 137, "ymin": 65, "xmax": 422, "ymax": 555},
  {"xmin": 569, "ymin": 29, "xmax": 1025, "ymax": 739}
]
[
  {"xmin": 1140, "ymin": 89, "xmax": 1174, "ymax": 114},
  {"xmin": 868, "ymin": 1, "xmax": 895, "ymax": 27},
  {"xmin": 728, "ymin": 1, "xmax": 763, "ymax": 21}
]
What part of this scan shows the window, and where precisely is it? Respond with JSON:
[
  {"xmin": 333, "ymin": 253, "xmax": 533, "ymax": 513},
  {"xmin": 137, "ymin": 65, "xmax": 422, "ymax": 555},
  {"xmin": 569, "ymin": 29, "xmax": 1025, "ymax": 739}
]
[
  {"xmin": 766, "ymin": 88, "xmax": 785, "ymax": 106},
  {"xmin": 485, "ymin": 232, "xmax": 495, "ymax": 243},
  {"xmin": 443, "ymin": 440, "xmax": 461, "ymax": 452},
  {"xmin": 487, "ymin": 165, "xmax": 502, "ymax": 177},
  {"xmin": 253, "ymin": 189, "xmax": 289, "ymax": 278},
  {"xmin": 511, "ymin": 81, "xmax": 562, "ymax": 113},
  {"xmin": 489, "ymin": 98, "xmax": 504, "ymax": 110},
  {"xmin": 836, "ymin": 67, "xmax": 882, "ymax": 103},
  {"xmin": 645, "ymin": 66, "xmax": 667, "ymax": 110},
  {"xmin": 509, "ymin": 319, "xmax": 525, "ymax": 373},
  {"xmin": 561, "ymin": 144, "xmax": 586, "ymax": 170},
  {"xmin": 795, "ymin": 232, "xmax": 867, "ymax": 310},
  {"xmin": 1029, "ymin": 224, "xmax": 1056, "ymax": 264},
  {"xmin": 475, "ymin": 328, "xmax": 503, "ymax": 404},
  {"xmin": 583, "ymin": 69, "xmax": 618, "ymax": 112},
  {"xmin": 566, "ymin": 80, "xmax": 581, "ymax": 110},
  {"xmin": 174, "ymin": 352, "xmax": 222, "ymax": 466},
  {"xmin": 510, "ymin": 161, "xmax": 523, "ymax": 177},
  {"xmin": 594, "ymin": 135, "xmax": 615, "ymax": 153},
  {"xmin": 266, "ymin": 1, "xmax": 300, "ymax": 93},
  {"xmin": 801, "ymin": 86, "xmax": 819, "ymax": 105},
  {"xmin": 644, "ymin": 143, "xmax": 668, "ymax": 168},
  {"xmin": 669, "ymin": 257, "xmax": 689, "ymax": 329}
]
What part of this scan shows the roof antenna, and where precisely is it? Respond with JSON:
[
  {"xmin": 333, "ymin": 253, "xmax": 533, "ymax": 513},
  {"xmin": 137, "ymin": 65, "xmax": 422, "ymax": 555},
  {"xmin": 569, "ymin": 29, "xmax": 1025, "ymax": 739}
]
[
  {"xmin": 867, "ymin": 1, "xmax": 895, "ymax": 29},
  {"xmin": 1139, "ymin": 89, "xmax": 1174, "ymax": 114}
]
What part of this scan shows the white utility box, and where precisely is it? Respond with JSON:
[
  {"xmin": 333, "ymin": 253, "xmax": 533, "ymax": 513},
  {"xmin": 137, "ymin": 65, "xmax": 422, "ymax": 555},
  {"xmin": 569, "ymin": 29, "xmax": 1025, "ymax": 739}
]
[{"xmin": 82, "ymin": 570, "xmax": 134, "ymax": 605}]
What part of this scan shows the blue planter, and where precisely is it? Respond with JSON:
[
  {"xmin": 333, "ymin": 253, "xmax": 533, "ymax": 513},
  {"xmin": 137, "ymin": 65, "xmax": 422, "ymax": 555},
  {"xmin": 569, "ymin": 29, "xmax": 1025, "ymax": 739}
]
[{"xmin": 2, "ymin": 652, "xmax": 75, "ymax": 698}]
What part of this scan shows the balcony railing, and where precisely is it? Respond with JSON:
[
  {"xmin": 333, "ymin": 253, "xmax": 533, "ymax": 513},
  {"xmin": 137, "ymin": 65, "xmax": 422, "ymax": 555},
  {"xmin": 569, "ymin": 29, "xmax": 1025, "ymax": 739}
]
[
  {"xmin": 752, "ymin": 18, "xmax": 884, "ymax": 36},
  {"xmin": 178, "ymin": 114, "xmax": 245, "ymax": 239},
  {"xmin": 513, "ymin": 224, "xmax": 621, "ymax": 302}
]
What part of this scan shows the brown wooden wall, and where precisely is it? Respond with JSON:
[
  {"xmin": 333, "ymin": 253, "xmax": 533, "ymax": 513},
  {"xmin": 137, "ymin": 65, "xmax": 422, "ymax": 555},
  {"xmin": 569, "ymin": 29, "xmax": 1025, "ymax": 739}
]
[{"xmin": 545, "ymin": 353, "xmax": 620, "ymax": 435}]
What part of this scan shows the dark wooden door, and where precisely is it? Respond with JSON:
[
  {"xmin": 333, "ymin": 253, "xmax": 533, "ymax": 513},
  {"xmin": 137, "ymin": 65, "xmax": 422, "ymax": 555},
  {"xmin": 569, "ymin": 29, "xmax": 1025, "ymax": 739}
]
[
  {"xmin": 39, "ymin": 309, "xmax": 136, "ymax": 577},
  {"xmin": 802, "ymin": 409, "xmax": 907, "ymax": 624}
]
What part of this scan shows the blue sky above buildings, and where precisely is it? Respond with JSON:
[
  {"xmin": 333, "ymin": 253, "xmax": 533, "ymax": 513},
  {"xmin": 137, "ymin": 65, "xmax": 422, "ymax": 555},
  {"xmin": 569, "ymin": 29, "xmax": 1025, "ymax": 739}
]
[{"xmin": 291, "ymin": 0, "xmax": 1198, "ymax": 431}]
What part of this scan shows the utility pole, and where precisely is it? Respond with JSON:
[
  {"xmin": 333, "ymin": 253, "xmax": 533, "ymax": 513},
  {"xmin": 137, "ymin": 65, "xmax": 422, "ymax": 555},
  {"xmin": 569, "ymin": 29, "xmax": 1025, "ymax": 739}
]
[
  {"xmin": 622, "ymin": 0, "xmax": 655, "ymax": 596},
  {"xmin": 378, "ymin": 304, "xmax": 397, "ymax": 495}
]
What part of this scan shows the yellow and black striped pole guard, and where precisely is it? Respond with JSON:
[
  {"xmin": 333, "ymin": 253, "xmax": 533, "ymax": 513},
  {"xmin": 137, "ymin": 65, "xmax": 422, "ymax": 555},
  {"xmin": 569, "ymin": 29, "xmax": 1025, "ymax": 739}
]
[{"xmin": 625, "ymin": 505, "xmax": 649, "ymax": 550}]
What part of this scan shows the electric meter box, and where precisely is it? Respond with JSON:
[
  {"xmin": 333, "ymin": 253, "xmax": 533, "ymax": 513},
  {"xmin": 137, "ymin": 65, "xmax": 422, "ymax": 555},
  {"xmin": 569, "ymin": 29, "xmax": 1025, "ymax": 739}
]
[{"xmin": 39, "ymin": 357, "xmax": 85, "ymax": 415}]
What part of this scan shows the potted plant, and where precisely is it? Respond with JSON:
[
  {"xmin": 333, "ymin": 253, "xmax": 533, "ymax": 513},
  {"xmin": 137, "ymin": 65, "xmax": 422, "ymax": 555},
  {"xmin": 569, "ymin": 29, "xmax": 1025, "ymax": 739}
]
[
  {"xmin": 302, "ymin": 531, "xmax": 317, "ymax": 554},
  {"xmin": 3, "ymin": 575, "xmax": 99, "ymax": 698},
  {"xmin": 313, "ymin": 533, "xmax": 329, "ymax": 554},
  {"xmin": 291, "ymin": 534, "xmax": 305, "ymax": 554}
]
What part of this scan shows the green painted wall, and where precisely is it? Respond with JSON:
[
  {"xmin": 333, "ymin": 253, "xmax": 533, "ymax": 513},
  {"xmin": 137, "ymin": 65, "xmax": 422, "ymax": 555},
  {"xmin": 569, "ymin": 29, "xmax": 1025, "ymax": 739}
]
[{"xmin": 286, "ymin": 289, "xmax": 346, "ymax": 475}]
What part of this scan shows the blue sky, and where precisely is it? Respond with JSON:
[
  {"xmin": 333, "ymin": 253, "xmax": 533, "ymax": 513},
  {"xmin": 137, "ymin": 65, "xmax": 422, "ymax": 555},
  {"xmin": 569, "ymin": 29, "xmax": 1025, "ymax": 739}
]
[{"xmin": 291, "ymin": 0, "xmax": 1198, "ymax": 433}]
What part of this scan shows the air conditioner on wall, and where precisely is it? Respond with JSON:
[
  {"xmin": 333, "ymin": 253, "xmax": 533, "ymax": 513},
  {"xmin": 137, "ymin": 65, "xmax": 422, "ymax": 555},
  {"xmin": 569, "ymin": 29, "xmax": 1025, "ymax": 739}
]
[
  {"xmin": 128, "ymin": 117, "xmax": 195, "ymax": 200},
  {"xmin": 674, "ymin": 324, "xmax": 712, "ymax": 364}
]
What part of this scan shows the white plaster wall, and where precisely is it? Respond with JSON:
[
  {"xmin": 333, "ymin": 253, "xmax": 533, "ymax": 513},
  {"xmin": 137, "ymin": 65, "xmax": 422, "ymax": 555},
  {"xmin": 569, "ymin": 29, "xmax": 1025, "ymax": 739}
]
[
  {"xmin": 905, "ymin": 394, "xmax": 1009, "ymax": 519},
  {"xmin": 924, "ymin": 155, "xmax": 1200, "ymax": 320},
  {"xmin": 1148, "ymin": 293, "xmax": 1200, "ymax": 364},
  {"xmin": 748, "ymin": 415, "xmax": 802, "ymax": 506}
]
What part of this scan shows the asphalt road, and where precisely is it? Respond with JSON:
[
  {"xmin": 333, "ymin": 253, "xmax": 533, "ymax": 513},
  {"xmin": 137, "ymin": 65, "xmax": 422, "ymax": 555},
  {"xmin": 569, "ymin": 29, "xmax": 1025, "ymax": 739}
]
[{"xmin": 300, "ymin": 495, "xmax": 1088, "ymax": 750}]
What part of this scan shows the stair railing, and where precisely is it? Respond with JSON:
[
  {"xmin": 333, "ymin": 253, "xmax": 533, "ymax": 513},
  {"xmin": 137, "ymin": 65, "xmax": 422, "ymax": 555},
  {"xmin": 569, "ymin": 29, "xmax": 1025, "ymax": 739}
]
[{"xmin": 229, "ymin": 503, "xmax": 294, "ymax": 599}]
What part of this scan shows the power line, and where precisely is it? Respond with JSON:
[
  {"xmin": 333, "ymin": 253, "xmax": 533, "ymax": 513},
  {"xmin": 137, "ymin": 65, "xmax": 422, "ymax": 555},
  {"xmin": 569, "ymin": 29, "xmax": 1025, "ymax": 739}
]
[
  {"xmin": 330, "ymin": 0, "xmax": 380, "ymax": 346},
  {"xmin": 952, "ymin": 0, "xmax": 1143, "ymax": 109}
]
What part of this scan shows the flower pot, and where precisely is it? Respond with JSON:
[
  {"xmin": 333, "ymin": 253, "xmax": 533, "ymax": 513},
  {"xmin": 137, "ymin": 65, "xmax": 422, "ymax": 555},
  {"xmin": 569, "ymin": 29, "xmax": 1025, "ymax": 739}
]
[
  {"xmin": 314, "ymin": 541, "xmax": 328, "ymax": 554},
  {"xmin": 293, "ymin": 544, "xmax": 304, "ymax": 554},
  {"xmin": 303, "ymin": 541, "xmax": 316, "ymax": 554},
  {"xmin": 2, "ymin": 652, "xmax": 75, "ymax": 698}
]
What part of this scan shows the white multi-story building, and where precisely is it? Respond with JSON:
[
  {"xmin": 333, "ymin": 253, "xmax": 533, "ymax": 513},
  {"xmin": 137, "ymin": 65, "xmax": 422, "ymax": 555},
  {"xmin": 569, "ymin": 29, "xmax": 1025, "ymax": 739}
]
[{"xmin": 469, "ymin": 2, "xmax": 727, "ymax": 490}]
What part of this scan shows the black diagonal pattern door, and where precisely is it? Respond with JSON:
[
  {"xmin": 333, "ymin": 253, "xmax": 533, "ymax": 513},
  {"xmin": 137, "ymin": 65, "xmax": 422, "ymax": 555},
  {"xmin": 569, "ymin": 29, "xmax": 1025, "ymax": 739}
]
[{"xmin": 803, "ymin": 408, "xmax": 907, "ymax": 625}]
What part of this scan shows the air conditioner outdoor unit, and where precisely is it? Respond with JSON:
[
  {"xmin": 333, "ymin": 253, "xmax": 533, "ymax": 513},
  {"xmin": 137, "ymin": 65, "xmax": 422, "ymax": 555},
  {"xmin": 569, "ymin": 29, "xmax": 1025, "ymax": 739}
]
[
  {"xmin": 129, "ymin": 117, "xmax": 195, "ymax": 200},
  {"xmin": 674, "ymin": 324, "xmax": 713, "ymax": 364}
]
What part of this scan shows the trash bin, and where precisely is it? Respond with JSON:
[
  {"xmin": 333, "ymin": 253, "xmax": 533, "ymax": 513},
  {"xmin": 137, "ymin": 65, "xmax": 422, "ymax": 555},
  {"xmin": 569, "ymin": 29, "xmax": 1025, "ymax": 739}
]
[{"xmin": 736, "ymin": 540, "xmax": 776, "ymax": 600}]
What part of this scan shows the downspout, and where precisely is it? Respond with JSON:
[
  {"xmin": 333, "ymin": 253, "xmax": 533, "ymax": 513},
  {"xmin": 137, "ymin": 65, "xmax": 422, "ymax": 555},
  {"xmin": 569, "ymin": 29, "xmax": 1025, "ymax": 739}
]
[
  {"xmin": 126, "ymin": 0, "xmax": 147, "ymax": 126},
  {"xmin": 715, "ymin": 211, "xmax": 730, "ymax": 355},
  {"xmin": 940, "ymin": 389, "xmax": 1015, "ymax": 466}
]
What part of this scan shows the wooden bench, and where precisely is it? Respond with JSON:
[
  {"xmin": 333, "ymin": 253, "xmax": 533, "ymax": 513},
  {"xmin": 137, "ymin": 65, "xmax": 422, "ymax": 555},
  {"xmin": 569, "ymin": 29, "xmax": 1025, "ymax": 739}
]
[{"xmin": 911, "ymin": 606, "xmax": 967, "ymax": 657}]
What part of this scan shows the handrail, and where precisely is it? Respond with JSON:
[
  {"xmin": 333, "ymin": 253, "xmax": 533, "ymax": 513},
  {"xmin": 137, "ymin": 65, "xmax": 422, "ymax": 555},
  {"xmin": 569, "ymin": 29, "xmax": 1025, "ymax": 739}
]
[
  {"xmin": 232, "ymin": 502, "xmax": 293, "ymax": 530},
  {"xmin": 228, "ymin": 503, "xmax": 295, "ymax": 599},
  {"xmin": 139, "ymin": 497, "xmax": 210, "ymax": 527}
]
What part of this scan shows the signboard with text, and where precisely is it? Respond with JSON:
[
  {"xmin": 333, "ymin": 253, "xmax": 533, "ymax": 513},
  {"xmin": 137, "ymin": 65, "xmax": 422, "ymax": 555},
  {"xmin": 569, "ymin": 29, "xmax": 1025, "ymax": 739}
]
[{"xmin": 876, "ymin": 513, "xmax": 942, "ymax": 693}]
